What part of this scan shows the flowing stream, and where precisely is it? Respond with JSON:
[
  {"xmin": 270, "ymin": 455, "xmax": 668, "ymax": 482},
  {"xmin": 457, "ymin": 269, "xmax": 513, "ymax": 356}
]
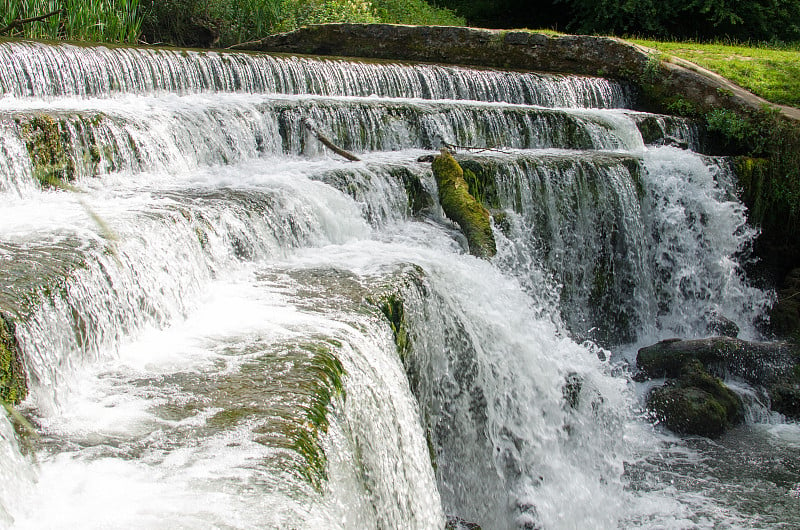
[{"xmin": 0, "ymin": 41, "xmax": 797, "ymax": 529}]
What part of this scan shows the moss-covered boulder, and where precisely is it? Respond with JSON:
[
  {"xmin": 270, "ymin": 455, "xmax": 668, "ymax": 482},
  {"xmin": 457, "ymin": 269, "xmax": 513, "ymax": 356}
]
[
  {"xmin": 0, "ymin": 313, "xmax": 27, "ymax": 405},
  {"xmin": 647, "ymin": 360, "xmax": 742, "ymax": 437},
  {"xmin": 432, "ymin": 150, "xmax": 496, "ymax": 259}
]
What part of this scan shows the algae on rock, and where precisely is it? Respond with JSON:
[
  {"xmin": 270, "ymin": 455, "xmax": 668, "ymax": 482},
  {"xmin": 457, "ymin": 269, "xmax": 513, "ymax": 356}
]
[
  {"xmin": 0, "ymin": 313, "xmax": 27, "ymax": 405},
  {"xmin": 432, "ymin": 150, "xmax": 496, "ymax": 259},
  {"xmin": 18, "ymin": 114, "xmax": 76, "ymax": 188}
]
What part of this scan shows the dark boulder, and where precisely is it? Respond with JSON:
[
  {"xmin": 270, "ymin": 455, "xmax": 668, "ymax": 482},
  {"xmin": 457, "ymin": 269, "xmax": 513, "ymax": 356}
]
[{"xmin": 637, "ymin": 336, "xmax": 793, "ymax": 386}]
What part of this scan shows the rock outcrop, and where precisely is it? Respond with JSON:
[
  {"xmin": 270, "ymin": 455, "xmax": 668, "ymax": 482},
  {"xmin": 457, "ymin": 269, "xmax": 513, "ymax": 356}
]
[
  {"xmin": 232, "ymin": 24, "xmax": 800, "ymax": 122},
  {"xmin": 638, "ymin": 337, "xmax": 800, "ymax": 431}
]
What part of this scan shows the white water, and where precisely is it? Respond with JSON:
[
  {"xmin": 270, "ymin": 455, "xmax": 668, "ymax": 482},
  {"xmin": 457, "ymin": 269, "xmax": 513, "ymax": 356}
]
[{"xmin": 0, "ymin": 41, "xmax": 796, "ymax": 529}]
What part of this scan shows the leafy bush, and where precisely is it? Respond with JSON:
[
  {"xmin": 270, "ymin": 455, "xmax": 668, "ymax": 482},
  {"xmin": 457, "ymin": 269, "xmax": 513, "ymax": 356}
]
[
  {"xmin": 556, "ymin": 0, "xmax": 800, "ymax": 42},
  {"xmin": 284, "ymin": 0, "xmax": 378, "ymax": 27},
  {"xmin": 370, "ymin": 0, "xmax": 464, "ymax": 25}
]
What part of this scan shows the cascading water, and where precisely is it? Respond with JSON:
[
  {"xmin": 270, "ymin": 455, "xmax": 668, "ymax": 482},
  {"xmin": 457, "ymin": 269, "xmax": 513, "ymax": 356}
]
[{"xmin": 0, "ymin": 41, "xmax": 796, "ymax": 529}]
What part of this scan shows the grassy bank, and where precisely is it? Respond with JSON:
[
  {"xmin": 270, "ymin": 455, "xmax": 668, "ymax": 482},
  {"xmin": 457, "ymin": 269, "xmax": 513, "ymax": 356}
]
[{"xmin": 631, "ymin": 39, "xmax": 800, "ymax": 108}]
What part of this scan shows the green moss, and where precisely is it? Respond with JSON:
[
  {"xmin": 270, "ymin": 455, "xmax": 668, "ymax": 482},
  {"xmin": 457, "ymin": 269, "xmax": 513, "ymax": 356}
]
[
  {"xmin": 432, "ymin": 150, "xmax": 497, "ymax": 259},
  {"xmin": 378, "ymin": 293, "xmax": 411, "ymax": 361},
  {"xmin": 459, "ymin": 161, "xmax": 501, "ymax": 210},
  {"xmin": 19, "ymin": 115, "xmax": 76, "ymax": 189},
  {"xmin": 0, "ymin": 314, "xmax": 27, "ymax": 405}
]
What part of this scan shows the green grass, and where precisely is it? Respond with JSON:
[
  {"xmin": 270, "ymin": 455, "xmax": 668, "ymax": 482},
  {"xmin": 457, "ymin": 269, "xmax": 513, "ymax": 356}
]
[{"xmin": 631, "ymin": 39, "xmax": 800, "ymax": 108}]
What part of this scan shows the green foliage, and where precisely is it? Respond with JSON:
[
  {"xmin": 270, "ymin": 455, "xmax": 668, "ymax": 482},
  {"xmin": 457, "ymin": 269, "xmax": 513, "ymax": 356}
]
[
  {"xmin": 557, "ymin": 0, "xmax": 800, "ymax": 42},
  {"xmin": 715, "ymin": 107, "xmax": 800, "ymax": 275},
  {"xmin": 3, "ymin": 0, "xmax": 460, "ymax": 47},
  {"xmin": 140, "ymin": 0, "xmax": 284, "ymax": 47},
  {"xmin": 284, "ymin": 0, "xmax": 377, "ymax": 28},
  {"xmin": 1, "ymin": 0, "xmax": 142, "ymax": 43},
  {"xmin": 370, "ymin": 0, "xmax": 463, "ymax": 25}
]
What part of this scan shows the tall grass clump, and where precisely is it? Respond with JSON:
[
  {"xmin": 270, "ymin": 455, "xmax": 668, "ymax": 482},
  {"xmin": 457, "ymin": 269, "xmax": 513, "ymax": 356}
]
[{"xmin": 1, "ymin": 0, "xmax": 142, "ymax": 43}]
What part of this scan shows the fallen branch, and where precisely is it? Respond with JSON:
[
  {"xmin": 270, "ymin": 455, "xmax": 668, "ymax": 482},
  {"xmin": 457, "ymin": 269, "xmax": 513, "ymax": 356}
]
[
  {"xmin": 303, "ymin": 119, "xmax": 360, "ymax": 162},
  {"xmin": 0, "ymin": 9, "xmax": 63, "ymax": 35}
]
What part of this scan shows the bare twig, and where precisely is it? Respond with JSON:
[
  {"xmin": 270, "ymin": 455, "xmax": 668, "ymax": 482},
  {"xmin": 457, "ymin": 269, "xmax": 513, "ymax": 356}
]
[
  {"xmin": 303, "ymin": 119, "xmax": 361, "ymax": 162},
  {"xmin": 441, "ymin": 141, "xmax": 512, "ymax": 154},
  {"xmin": 0, "ymin": 9, "xmax": 64, "ymax": 35}
]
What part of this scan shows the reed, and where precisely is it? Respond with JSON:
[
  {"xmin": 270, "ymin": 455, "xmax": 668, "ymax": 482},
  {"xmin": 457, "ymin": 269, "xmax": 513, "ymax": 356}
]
[{"xmin": 1, "ymin": 0, "xmax": 142, "ymax": 43}]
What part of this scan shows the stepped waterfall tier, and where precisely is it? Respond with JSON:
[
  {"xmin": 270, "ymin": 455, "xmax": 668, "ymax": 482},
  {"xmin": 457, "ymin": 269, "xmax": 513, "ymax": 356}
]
[{"xmin": 0, "ymin": 41, "xmax": 797, "ymax": 529}]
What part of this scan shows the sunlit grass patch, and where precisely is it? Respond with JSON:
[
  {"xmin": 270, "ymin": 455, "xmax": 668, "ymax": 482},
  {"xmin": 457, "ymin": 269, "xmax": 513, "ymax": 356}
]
[{"xmin": 632, "ymin": 39, "xmax": 800, "ymax": 108}]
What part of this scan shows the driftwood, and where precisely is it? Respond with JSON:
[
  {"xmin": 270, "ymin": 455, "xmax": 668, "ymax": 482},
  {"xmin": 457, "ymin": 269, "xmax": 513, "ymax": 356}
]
[
  {"xmin": 0, "ymin": 9, "xmax": 63, "ymax": 35},
  {"xmin": 302, "ymin": 119, "xmax": 360, "ymax": 162}
]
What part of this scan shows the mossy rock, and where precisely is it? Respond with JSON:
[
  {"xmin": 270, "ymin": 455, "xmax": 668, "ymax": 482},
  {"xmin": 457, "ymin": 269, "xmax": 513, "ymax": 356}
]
[
  {"xmin": 432, "ymin": 150, "xmax": 496, "ymax": 259},
  {"xmin": 767, "ymin": 348, "xmax": 800, "ymax": 418},
  {"xmin": 648, "ymin": 385, "xmax": 730, "ymax": 437},
  {"xmin": 0, "ymin": 313, "xmax": 27, "ymax": 405},
  {"xmin": 458, "ymin": 160, "xmax": 501, "ymax": 210},
  {"xmin": 377, "ymin": 293, "xmax": 411, "ymax": 361},
  {"xmin": 19, "ymin": 115, "xmax": 76, "ymax": 188},
  {"xmin": 647, "ymin": 360, "xmax": 742, "ymax": 437}
]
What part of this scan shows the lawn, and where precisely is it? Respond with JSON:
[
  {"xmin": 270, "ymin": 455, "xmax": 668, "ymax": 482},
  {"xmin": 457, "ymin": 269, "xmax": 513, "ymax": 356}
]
[{"xmin": 630, "ymin": 39, "xmax": 800, "ymax": 108}]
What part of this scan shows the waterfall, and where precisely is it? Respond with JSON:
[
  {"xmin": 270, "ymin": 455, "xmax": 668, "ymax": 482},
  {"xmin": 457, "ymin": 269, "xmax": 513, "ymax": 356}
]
[{"xmin": 0, "ymin": 41, "xmax": 794, "ymax": 529}]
